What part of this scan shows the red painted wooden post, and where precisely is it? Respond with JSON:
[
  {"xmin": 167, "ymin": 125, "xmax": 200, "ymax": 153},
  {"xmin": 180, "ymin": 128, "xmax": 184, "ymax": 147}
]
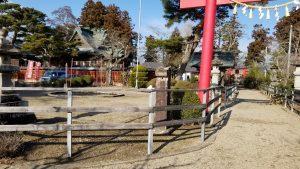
[
  {"xmin": 180, "ymin": 0, "xmax": 261, "ymax": 102},
  {"xmin": 198, "ymin": 0, "xmax": 217, "ymax": 101}
]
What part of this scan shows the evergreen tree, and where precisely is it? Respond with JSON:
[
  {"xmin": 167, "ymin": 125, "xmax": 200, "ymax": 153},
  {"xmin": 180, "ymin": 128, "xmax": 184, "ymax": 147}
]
[
  {"xmin": 144, "ymin": 35, "xmax": 158, "ymax": 62},
  {"xmin": 245, "ymin": 24, "xmax": 271, "ymax": 66},
  {"xmin": 219, "ymin": 15, "xmax": 243, "ymax": 66},
  {"xmin": 160, "ymin": 0, "xmax": 230, "ymax": 79},
  {"xmin": 80, "ymin": 0, "xmax": 106, "ymax": 28},
  {"xmin": 144, "ymin": 28, "xmax": 184, "ymax": 67},
  {"xmin": 0, "ymin": 1, "xmax": 46, "ymax": 45}
]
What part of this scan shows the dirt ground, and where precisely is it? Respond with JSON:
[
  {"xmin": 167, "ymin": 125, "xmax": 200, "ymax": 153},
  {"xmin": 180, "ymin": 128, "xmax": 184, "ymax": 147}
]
[
  {"xmin": 0, "ymin": 88, "xmax": 216, "ymax": 168},
  {"xmin": 1, "ymin": 89, "xmax": 300, "ymax": 169}
]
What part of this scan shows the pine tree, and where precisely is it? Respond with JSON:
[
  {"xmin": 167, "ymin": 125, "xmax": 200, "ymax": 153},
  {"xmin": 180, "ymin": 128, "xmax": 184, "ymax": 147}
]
[
  {"xmin": 144, "ymin": 35, "xmax": 158, "ymax": 62},
  {"xmin": 0, "ymin": 1, "xmax": 46, "ymax": 45}
]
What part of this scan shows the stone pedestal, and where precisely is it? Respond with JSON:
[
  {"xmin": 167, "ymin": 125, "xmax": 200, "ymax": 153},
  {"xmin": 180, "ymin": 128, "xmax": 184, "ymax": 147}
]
[
  {"xmin": 294, "ymin": 64, "xmax": 300, "ymax": 90},
  {"xmin": 154, "ymin": 67, "xmax": 170, "ymax": 134}
]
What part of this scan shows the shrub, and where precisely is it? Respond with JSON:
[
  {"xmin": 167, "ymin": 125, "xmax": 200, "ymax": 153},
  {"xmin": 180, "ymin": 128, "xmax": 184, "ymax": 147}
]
[
  {"xmin": 174, "ymin": 80, "xmax": 197, "ymax": 89},
  {"xmin": 129, "ymin": 65, "xmax": 148, "ymax": 88},
  {"xmin": 71, "ymin": 77, "xmax": 83, "ymax": 87},
  {"xmin": 81, "ymin": 75, "xmax": 93, "ymax": 86},
  {"xmin": 147, "ymin": 78, "xmax": 156, "ymax": 87},
  {"xmin": 189, "ymin": 76, "xmax": 198, "ymax": 83},
  {"xmin": 244, "ymin": 63, "xmax": 269, "ymax": 89},
  {"xmin": 170, "ymin": 78, "xmax": 177, "ymax": 87},
  {"xmin": 181, "ymin": 91, "xmax": 201, "ymax": 119},
  {"xmin": 172, "ymin": 80, "xmax": 201, "ymax": 119},
  {"xmin": 0, "ymin": 132, "xmax": 23, "ymax": 158}
]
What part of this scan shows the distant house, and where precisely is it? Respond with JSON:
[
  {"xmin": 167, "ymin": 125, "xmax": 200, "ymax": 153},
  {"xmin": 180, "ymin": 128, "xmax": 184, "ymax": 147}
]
[
  {"xmin": 183, "ymin": 51, "xmax": 235, "ymax": 80},
  {"xmin": 70, "ymin": 27, "xmax": 127, "ymax": 70},
  {"xmin": 70, "ymin": 27, "xmax": 107, "ymax": 66},
  {"xmin": 69, "ymin": 27, "xmax": 128, "ymax": 85}
]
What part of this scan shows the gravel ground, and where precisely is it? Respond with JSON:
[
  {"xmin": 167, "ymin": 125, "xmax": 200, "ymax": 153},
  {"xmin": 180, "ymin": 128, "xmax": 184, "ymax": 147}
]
[
  {"xmin": 69, "ymin": 89, "xmax": 299, "ymax": 169},
  {"xmin": 1, "ymin": 89, "xmax": 300, "ymax": 169}
]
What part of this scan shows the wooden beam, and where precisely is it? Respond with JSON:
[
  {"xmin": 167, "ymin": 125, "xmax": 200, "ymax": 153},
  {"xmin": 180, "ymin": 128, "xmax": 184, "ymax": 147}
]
[
  {"xmin": 0, "ymin": 123, "xmax": 151, "ymax": 132},
  {"xmin": 180, "ymin": 0, "xmax": 262, "ymax": 9},
  {"xmin": 0, "ymin": 106, "xmax": 152, "ymax": 114}
]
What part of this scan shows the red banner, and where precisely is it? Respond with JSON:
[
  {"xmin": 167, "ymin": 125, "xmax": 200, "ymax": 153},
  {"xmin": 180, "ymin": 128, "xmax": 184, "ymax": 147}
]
[
  {"xmin": 25, "ymin": 60, "xmax": 34, "ymax": 80},
  {"xmin": 34, "ymin": 62, "xmax": 41, "ymax": 80}
]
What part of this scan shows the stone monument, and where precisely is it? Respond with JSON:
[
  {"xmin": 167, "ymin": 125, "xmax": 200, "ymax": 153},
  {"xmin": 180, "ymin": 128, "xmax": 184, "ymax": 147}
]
[
  {"xmin": 154, "ymin": 67, "xmax": 171, "ymax": 134},
  {"xmin": 0, "ymin": 27, "xmax": 36, "ymax": 124}
]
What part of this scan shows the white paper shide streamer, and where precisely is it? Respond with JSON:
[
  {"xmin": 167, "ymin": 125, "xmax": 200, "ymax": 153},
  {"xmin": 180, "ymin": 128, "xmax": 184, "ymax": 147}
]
[{"xmin": 231, "ymin": 0, "xmax": 299, "ymax": 20}]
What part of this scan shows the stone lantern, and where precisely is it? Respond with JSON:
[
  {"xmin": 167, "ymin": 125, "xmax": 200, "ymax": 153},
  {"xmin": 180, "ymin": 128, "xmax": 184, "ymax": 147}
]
[
  {"xmin": 0, "ymin": 27, "xmax": 36, "ymax": 124},
  {"xmin": 211, "ymin": 59, "xmax": 222, "ymax": 86}
]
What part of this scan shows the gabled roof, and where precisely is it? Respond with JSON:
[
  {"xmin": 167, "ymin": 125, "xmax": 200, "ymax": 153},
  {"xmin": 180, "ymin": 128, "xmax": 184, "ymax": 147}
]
[
  {"xmin": 188, "ymin": 51, "xmax": 235, "ymax": 70},
  {"xmin": 70, "ymin": 27, "xmax": 95, "ymax": 52},
  {"xmin": 142, "ymin": 62, "xmax": 164, "ymax": 71}
]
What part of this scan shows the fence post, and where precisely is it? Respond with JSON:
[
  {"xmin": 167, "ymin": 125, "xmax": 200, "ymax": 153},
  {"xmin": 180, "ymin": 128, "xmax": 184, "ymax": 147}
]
[
  {"xmin": 291, "ymin": 90, "xmax": 295, "ymax": 112},
  {"xmin": 217, "ymin": 88, "xmax": 222, "ymax": 117},
  {"xmin": 224, "ymin": 87, "xmax": 227, "ymax": 108},
  {"xmin": 67, "ymin": 90, "xmax": 73, "ymax": 158},
  {"xmin": 209, "ymin": 89, "xmax": 215, "ymax": 126},
  {"xmin": 230, "ymin": 86, "xmax": 234, "ymax": 99},
  {"xmin": 284, "ymin": 89, "xmax": 287, "ymax": 108},
  {"xmin": 201, "ymin": 90, "xmax": 207, "ymax": 143},
  {"xmin": 147, "ymin": 90, "xmax": 156, "ymax": 155}
]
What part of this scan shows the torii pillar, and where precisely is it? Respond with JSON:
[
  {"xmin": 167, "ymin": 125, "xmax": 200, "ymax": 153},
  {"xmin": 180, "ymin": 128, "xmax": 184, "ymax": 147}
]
[{"xmin": 180, "ymin": 0, "xmax": 261, "ymax": 102}]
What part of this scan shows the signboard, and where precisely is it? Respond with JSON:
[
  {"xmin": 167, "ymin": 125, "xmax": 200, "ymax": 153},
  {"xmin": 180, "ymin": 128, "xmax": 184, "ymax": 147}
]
[{"xmin": 180, "ymin": 0, "xmax": 261, "ymax": 9}]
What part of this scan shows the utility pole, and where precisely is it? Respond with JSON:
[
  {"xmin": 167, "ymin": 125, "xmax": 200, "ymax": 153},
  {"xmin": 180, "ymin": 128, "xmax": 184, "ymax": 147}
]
[
  {"xmin": 135, "ymin": 0, "xmax": 142, "ymax": 89},
  {"xmin": 286, "ymin": 25, "xmax": 293, "ymax": 85}
]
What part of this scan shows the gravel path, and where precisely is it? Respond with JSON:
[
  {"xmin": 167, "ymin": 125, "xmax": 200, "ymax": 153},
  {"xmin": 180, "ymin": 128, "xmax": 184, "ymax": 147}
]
[
  {"xmin": 89, "ymin": 89, "xmax": 300, "ymax": 169},
  {"xmin": 2, "ymin": 89, "xmax": 300, "ymax": 169}
]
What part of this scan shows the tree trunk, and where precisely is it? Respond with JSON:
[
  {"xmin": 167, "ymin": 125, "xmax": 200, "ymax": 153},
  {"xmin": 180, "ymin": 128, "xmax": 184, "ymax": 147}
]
[{"xmin": 175, "ymin": 34, "xmax": 200, "ymax": 80}]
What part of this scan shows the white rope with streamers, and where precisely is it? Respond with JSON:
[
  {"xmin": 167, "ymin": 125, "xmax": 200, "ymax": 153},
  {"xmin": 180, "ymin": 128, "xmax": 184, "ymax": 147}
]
[{"xmin": 231, "ymin": 0, "xmax": 300, "ymax": 20}]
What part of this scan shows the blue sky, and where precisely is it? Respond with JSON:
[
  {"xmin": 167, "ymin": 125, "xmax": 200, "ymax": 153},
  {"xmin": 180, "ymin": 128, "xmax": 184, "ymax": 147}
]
[{"xmin": 12, "ymin": 0, "xmax": 296, "ymax": 52}]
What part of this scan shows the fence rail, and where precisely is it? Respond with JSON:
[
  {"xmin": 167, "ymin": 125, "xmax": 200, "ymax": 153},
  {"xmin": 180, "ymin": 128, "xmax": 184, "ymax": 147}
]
[
  {"xmin": 260, "ymin": 85, "xmax": 298, "ymax": 113},
  {"xmin": 0, "ymin": 85, "xmax": 237, "ymax": 157}
]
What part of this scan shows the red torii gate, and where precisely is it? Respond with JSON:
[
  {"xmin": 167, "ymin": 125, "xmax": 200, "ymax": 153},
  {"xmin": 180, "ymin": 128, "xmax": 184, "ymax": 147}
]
[{"xmin": 180, "ymin": 0, "xmax": 261, "ymax": 102}]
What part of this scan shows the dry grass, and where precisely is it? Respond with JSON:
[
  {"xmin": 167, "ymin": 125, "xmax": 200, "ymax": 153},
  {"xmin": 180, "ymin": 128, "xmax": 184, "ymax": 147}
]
[{"xmin": 0, "ymin": 132, "xmax": 24, "ymax": 158}]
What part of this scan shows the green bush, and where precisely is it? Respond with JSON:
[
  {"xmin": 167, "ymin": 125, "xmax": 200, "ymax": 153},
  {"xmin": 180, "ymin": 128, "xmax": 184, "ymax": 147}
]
[
  {"xmin": 41, "ymin": 79, "xmax": 65, "ymax": 87},
  {"xmin": 81, "ymin": 75, "xmax": 93, "ymax": 86},
  {"xmin": 129, "ymin": 65, "xmax": 148, "ymax": 88},
  {"xmin": 171, "ymin": 78, "xmax": 177, "ymax": 87},
  {"xmin": 189, "ymin": 76, "xmax": 198, "ymax": 83},
  {"xmin": 71, "ymin": 77, "xmax": 83, "ymax": 87},
  {"xmin": 147, "ymin": 78, "xmax": 156, "ymax": 87},
  {"xmin": 244, "ymin": 63, "xmax": 269, "ymax": 89},
  {"xmin": 181, "ymin": 91, "xmax": 201, "ymax": 119},
  {"xmin": 172, "ymin": 80, "xmax": 201, "ymax": 119}
]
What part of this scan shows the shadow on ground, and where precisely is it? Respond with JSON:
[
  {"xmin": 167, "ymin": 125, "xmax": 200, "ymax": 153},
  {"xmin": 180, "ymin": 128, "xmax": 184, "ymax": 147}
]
[{"xmin": 18, "ymin": 111, "xmax": 232, "ymax": 168}]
